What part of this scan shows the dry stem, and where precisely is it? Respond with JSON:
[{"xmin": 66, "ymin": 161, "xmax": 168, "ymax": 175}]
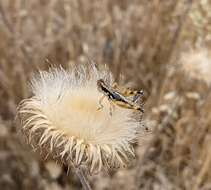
[{"xmin": 72, "ymin": 165, "xmax": 92, "ymax": 190}]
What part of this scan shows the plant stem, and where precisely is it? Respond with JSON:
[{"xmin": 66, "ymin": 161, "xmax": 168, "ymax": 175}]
[{"xmin": 73, "ymin": 165, "xmax": 92, "ymax": 190}]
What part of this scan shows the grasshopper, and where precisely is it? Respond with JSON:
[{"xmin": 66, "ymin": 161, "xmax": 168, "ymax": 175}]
[{"xmin": 97, "ymin": 79, "xmax": 144, "ymax": 114}]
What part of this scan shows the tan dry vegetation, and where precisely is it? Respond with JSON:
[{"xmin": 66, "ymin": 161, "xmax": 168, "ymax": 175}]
[{"xmin": 0, "ymin": 0, "xmax": 211, "ymax": 190}]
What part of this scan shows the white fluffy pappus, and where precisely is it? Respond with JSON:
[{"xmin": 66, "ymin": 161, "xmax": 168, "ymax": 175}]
[
  {"xmin": 17, "ymin": 64, "xmax": 144, "ymax": 173},
  {"xmin": 180, "ymin": 49, "xmax": 211, "ymax": 85}
]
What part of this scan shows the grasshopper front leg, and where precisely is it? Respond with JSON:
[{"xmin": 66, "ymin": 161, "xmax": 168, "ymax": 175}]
[
  {"xmin": 132, "ymin": 90, "xmax": 144, "ymax": 103},
  {"xmin": 97, "ymin": 95, "xmax": 105, "ymax": 110},
  {"xmin": 109, "ymin": 101, "xmax": 115, "ymax": 116}
]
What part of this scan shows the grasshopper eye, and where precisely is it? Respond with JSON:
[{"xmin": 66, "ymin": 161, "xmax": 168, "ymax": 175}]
[{"xmin": 138, "ymin": 90, "xmax": 144, "ymax": 95}]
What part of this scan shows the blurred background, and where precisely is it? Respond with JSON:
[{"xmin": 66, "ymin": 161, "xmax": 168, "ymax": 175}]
[{"xmin": 0, "ymin": 0, "xmax": 211, "ymax": 189}]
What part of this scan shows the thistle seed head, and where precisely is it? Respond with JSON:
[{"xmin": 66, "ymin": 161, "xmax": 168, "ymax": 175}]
[
  {"xmin": 17, "ymin": 64, "xmax": 144, "ymax": 173},
  {"xmin": 180, "ymin": 49, "xmax": 211, "ymax": 85}
]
